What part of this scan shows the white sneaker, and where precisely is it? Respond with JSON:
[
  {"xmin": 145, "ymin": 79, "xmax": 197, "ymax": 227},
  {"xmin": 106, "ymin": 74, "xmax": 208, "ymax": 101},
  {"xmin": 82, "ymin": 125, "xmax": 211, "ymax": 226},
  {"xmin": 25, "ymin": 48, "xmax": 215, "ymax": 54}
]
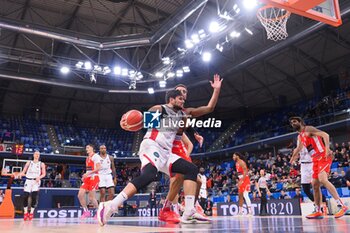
[
  {"xmin": 97, "ymin": 201, "xmax": 116, "ymax": 226},
  {"xmin": 181, "ymin": 209, "xmax": 211, "ymax": 224}
]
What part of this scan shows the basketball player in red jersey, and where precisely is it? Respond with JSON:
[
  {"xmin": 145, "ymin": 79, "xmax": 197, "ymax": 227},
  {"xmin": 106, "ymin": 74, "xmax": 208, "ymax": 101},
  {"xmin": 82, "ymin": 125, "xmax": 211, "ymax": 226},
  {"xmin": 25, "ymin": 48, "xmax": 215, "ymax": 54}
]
[
  {"xmin": 289, "ymin": 116, "xmax": 348, "ymax": 219},
  {"xmin": 159, "ymin": 132, "xmax": 204, "ymax": 222},
  {"xmin": 233, "ymin": 152, "xmax": 252, "ymax": 215},
  {"xmin": 159, "ymin": 74, "xmax": 222, "ymax": 222},
  {"xmin": 78, "ymin": 144, "xmax": 101, "ymax": 218}
]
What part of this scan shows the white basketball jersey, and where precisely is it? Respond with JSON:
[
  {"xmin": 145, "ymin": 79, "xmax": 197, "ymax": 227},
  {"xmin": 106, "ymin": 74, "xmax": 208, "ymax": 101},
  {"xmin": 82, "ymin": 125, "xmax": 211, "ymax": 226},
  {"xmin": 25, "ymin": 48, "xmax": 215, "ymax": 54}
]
[
  {"xmin": 300, "ymin": 147, "xmax": 312, "ymax": 162},
  {"xmin": 98, "ymin": 154, "xmax": 112, "ymax": 175},
  {"xmin": 26, "ymin": 161, "xmax": 41, "ymax": 179},
  {"xmin": 144, "ymin": 105, "xmax": 185, "ymax": 150},
  {"xmin": 298, "ymin": 140, "xmax": 312, "ymax": 162}
]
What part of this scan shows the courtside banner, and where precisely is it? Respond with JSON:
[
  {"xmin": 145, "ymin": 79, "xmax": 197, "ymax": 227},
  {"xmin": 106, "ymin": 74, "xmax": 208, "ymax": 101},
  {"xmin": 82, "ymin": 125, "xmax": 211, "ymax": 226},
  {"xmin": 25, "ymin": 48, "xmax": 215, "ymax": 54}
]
[
  {"xmin": 217, "ymin": 199, "xmax": 302, "ymax": 216},
  {"xmin": 137, "ymin": 207, "xmax": 162, "ymax": 217},
  {"xmin": 34, "ymin": 208, "xmax": 96, "ymax": 218}
]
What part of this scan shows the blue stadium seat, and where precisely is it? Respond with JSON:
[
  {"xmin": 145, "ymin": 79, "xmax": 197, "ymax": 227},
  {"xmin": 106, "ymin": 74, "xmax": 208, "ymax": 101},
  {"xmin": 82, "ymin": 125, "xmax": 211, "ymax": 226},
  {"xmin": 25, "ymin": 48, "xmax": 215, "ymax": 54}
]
[{"xmin": 331, "ymin": 162, "xmax": 338, "ymax": 169}]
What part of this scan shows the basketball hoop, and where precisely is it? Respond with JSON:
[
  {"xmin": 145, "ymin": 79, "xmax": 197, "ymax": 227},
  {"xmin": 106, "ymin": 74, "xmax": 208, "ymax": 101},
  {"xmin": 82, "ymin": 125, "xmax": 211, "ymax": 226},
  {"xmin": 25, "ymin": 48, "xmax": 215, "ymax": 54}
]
[{"xmin": 257, "ymin": 5, "xmax": 291, "ymax": 41}]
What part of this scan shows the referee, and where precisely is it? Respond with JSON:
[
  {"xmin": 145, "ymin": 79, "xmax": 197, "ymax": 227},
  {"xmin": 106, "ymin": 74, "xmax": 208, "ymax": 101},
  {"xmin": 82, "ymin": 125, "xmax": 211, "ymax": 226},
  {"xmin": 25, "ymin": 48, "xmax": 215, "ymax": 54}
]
[{"xmin": 256, "ymin": 169, "xmax": 271, "ymax": 216}]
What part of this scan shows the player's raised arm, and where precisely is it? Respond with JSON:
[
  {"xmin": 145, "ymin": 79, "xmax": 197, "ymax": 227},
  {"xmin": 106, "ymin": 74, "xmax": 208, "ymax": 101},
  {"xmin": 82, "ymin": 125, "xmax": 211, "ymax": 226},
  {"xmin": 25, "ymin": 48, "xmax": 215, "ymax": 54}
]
[{"xmin": 185, "ymin": 74, "xmax": 222, "ymax": 118}]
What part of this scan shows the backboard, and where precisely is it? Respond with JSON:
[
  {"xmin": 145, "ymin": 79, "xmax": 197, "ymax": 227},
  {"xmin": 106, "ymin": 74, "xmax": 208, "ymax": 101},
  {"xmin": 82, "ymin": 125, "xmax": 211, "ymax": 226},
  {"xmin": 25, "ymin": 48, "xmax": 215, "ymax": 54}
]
[
  {"xmin": 1, "ymin": 159, "xmax": 28, "ymax": 177},
  {"xmin": 260, "ymin": 0, "xmax": 342, "ymax": 27}
]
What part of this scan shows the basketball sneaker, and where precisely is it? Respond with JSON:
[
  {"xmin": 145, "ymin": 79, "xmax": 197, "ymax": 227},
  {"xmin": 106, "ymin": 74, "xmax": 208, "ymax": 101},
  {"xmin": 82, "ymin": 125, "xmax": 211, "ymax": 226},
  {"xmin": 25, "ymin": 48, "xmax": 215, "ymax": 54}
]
[
  {"xmin": 181, "ymin": 209, "xmax": 211, "ymax": 224},
  {"xmin": 97, "ymin": 201, "xmax": 115, "ymax": 226},
  {"xmin": 23, "ymin": 213, "xmax": 29, "ymax": 221},
  {"xmin": 28, "ymin": 213, "xmax": 34, "ymax": 221},
  {"xmin": 158, "ymin": 207, "xmax": 180, "ymax": 223},
  {"xmin": 306, "ymin": 211, "xmax": 323, "ymax": 219},
  {"xmin": 81, "ymin": 210, "xmax": 91, "ymax": 219},
  {"xmin": 334, "ymin": 205, "xmax": 348, "ymax": 219}
]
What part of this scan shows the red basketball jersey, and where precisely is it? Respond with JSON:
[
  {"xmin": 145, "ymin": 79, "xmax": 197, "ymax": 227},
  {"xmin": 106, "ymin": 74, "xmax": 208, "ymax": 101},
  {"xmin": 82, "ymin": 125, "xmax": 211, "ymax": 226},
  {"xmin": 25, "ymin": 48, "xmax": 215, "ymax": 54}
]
[{"xmin": 299, "ymin": 128, "xmax": 325, "ymax": 157}]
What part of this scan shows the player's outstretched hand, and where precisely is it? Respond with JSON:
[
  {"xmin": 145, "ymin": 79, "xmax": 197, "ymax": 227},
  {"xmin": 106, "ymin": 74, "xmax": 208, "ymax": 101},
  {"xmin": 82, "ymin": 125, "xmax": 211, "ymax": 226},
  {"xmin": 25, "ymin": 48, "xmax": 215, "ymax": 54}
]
[{"xmin": 209, "ymin": 74, "xmax": 223, "ymax": 90}]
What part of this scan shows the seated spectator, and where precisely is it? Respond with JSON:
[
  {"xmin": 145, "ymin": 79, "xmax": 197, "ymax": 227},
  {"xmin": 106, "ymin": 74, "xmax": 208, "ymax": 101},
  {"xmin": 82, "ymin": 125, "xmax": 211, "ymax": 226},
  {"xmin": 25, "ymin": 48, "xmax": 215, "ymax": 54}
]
[
  {"xmin": 279, "ymin": 190, "xmax": 290, "ymax": 199},
  {"xmin": 330, "ymin": 172, "xmax": 343, "ymax": 188},
  {"xmin": 293, "ymin": 188, "xmax": 304, "ymax": 202},
  {"xmin": 225, "ymin": 194, "xmax": 231, "ymax": 203},
  {"xmin": 345, "ymin": 169, "xmax": 350, "ymax": 189},
  {"xmin": 204, "ymin": 196, "xmax": 213, "ymax": 216}
]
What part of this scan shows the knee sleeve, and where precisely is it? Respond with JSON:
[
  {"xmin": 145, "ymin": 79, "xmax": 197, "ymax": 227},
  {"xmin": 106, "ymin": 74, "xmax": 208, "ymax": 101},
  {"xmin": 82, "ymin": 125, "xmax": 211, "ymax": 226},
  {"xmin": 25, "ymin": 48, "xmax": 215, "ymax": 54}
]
[
  {"xmin": 171, "ymin": 159, "xmax": 198, "ymax": 182},
  {"xmin": 23, "ymin": 192, "xmax": 30, "ymax": 207},
  {"xmin": 130, "ymin": 163, "xmax": 158, "ymax": 191},
  {"xmin": 302, "ymin": 184, "xmax": 314, "ymax": 202},
  {"xmin": 31, "ymin": 192, "xmax": 38, "ymax": 208},
  {"xmin": 243, "ymin": 191, "xmax": 251, "ymax": 207}
]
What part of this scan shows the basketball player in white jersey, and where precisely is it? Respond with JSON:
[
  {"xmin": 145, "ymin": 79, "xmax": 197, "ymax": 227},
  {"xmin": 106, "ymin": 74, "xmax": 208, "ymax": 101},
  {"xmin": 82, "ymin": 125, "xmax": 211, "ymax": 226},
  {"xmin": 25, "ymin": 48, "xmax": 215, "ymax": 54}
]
[
  {"xmin": 97, "ymin": 89, "xmax": 210, "ymax": 226},
  {"xmin": 20, "ymin": 151, "xmax": 46, "ymax": 221},
  {"xmin": 292, "ymin": 141, "xmax": 314, "ymax": 202},
  {"xmin": 160, "ymin": 75, "xmax": 222, "ymax": 222},
  {"xmin": 78, "ymin": 144, "xmax": 101, "ymax": 218},
  {"xmin": 98, "ymin": 145, "xmax": 116, "ymax": 202}
]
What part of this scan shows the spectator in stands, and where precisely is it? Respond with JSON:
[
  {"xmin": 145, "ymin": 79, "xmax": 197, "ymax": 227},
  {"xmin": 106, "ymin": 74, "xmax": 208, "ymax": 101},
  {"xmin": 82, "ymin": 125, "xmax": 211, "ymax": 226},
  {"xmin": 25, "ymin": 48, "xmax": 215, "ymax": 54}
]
[
  {"xmin": 46, "ymin": 179, "xmax": 53, "ymax": 187},
  {"xmin": 345, "ymin": 169, "xmax": 350, "ymax": 189},
  {"xmin": 330, "ymin": 172, "xmax": 343, "ymax": 188},
  {"xmin": 340, "ymin": 171, "xmax": 347, "ymax": 187},
  {"xmin": 149, "ymin": 189, "xmax": 157, "ymax": 216},
  {"xmin": 204, "ymin": 196, "xmax": 213, "ymax": 216},
  {"xmin": 225, "ymin": 194, "xmax": 231, "ymax": 203},
  {"xmin": 54, "ymin": 171, "xmax": 62, "ymax": 187},
  {"xmin": 293, "ymin": 188, "xmax": 304, "ymax": 202},
  {"xmin": 275, "ymin": 156, "xmax": 283, "ymax": 167},
  {"xmin": 0, "ymin": 190, "xmax": 4, "ymax": 205},
  {"xmin": 279, "ymin": 190, "xmax": 290, "ymax": 199}
]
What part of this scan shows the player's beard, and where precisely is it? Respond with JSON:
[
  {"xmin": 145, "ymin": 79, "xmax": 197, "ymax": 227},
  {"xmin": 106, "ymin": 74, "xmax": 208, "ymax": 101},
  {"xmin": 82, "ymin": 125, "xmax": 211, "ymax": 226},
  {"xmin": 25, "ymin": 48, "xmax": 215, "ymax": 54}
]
[
  {"xmin": 173, "ymin": 103, "xmax": 183, "ymax": 110},
  {"xmin": 292, "ymin": 124, "xmax": 301, "ymax": 131}
]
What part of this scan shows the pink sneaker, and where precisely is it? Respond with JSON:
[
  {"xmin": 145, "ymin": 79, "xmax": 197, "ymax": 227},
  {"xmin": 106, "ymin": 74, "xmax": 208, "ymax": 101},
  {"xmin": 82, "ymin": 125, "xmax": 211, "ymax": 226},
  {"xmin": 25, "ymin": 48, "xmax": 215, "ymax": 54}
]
[{"xmin": 81, "ymin": 210, "xmax": 91, "ymax": 219}]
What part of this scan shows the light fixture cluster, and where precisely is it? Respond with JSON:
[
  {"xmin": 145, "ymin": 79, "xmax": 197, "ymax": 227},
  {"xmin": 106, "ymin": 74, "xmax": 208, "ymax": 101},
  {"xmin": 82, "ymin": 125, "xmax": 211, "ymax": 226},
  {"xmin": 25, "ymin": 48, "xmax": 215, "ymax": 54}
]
[
  {"xmin": 61, "ymin": 0, "xmax": 258, "ymax": 92},
  {"xmin": 59, "ymin": 60, "xmax": 144, "ymax": 85},
  {"xmin": 158, "ymin": 0, "xmax": 256, "ymax": 75},
  {"xmin": 152, "ymin": 65, "xmax": 191, "ymax": 89}
]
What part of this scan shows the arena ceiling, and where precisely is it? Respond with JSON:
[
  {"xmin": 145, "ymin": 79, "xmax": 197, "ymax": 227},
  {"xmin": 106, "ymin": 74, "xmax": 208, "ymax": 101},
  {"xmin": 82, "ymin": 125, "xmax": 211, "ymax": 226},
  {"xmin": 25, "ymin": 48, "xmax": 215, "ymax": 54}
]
[{"xmin": 0, "ymin": 0, "xmax": 350, "ymax": 126}]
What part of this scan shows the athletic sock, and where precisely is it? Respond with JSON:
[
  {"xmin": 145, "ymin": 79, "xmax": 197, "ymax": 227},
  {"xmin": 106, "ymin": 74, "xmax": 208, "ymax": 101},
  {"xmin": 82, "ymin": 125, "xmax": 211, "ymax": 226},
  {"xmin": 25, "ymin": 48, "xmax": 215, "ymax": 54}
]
[
  {"xmin": 184, "ymin": 195, "xmax": 195, "ymax": 216},
  {"xmin": 111, "ymin": 191, "xmax": 128, "ymax": 211}
]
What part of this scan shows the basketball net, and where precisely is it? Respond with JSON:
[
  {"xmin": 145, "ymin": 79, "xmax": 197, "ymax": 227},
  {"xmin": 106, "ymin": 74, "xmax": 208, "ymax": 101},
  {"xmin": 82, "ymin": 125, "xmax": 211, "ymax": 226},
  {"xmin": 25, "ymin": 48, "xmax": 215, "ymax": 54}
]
[
  {"xmin": 1, "ymin": 169, "xmax": 20, "ymax": 179},
  {"xmin": 257, "ymin": 5, "xmax": 291, "ymax": 41}
]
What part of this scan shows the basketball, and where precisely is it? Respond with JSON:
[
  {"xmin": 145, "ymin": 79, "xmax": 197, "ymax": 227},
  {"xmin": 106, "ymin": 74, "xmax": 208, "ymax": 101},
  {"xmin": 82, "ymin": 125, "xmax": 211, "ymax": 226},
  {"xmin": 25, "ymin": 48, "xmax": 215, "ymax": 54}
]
[{"xmin": 121, "ymin": 110, "xmax": 143, "ymax": 132}]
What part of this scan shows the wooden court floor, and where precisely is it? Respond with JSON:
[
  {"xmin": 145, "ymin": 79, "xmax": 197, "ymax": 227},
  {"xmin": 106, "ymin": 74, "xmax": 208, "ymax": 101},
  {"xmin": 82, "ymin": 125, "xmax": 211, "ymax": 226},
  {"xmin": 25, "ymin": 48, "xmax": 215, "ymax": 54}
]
[{"xmin": 1, "ymin": 215, "xmax": 350, "ymax": 233}]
